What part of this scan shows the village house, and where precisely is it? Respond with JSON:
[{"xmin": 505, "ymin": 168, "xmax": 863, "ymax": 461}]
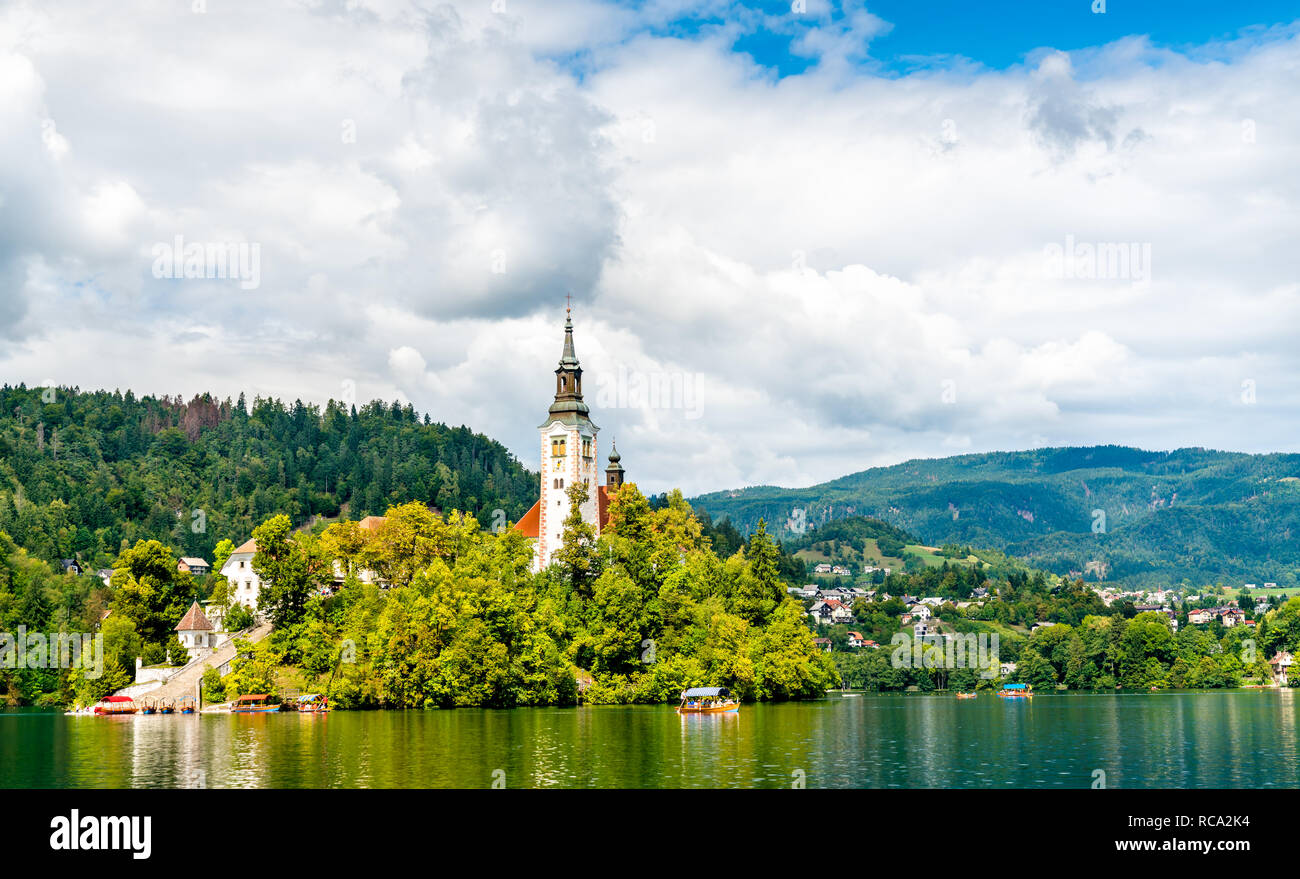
[
  {"xmin": 914, "ymin": 620, "xmax": 942, "ymax": 640},
  {"xmin": 1269, "ymin": 652, "xmax": 1294, "ymax": 685},
  {"xmin": 1219, "ymin": 608, "xmax": 1245, "ymax": 627},
  {"xmin": 909, "ymin": 604, "xmax": 932, "ymax": 621},
  {"xmin": 813, "ymin": 563, "xmax": 832, "ymax": 574},
  {"xmin": 812, "ymin": 637, "xmax": 832, "ymax": 652},
  {"xmin": 1188, "ymin": 609, "xmax": 1214, "ymax": 625},
  {"xmin": 847, "ymin": 631, "xmax": 867, "ymax": 649},
  {"xmin": 177, "ymin": 557, "xmax": 210, "ymax": 576},
  {"xmin": 830, "ymin": 565, "xmax": 851, "ymax": 576},
  {"xmin": 808, "ymin": 600, "xmax": 843, "ymax": 624}
]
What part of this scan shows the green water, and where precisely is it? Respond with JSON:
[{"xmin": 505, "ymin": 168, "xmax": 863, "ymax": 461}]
[{"xmin": 3, "ymin": 690, "xmax": 1298, "ymax": 788}]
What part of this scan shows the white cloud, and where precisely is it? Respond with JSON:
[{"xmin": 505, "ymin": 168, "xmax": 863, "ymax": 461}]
[{"xmin": 1, "ymin": 2, "xmax": 1298, "ymax": 497}]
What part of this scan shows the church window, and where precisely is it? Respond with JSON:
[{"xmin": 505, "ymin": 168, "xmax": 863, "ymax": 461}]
[{"xmin": 551, "ymin": 437, "xmax": 566, "ymax": 457}]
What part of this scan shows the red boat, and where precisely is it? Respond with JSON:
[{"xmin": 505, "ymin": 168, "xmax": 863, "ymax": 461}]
[
  {"xmin": 93, "ymin": 695, "xmax": 138, "ymax": 716},
  {"xmin": 230, "ymin": 694, "xmax": 280, "ymax": 713}
]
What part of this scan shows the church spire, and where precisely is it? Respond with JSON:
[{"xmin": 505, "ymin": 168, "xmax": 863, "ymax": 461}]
[
  {"xmin": 559, "ymin": 305, "xmax": 579, "ymax": 368},
  {"xmin": 543, "ymin": 304, "xmax": 593, "ymax": 426}
]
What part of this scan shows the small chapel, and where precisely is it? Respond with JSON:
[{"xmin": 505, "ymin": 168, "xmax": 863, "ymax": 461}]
[{"xmin": 513, "ymin": 308, "xmax": 628, "ymax": 570}]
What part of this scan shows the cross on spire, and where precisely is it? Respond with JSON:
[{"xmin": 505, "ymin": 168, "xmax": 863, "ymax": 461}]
[{"xmin": 565, "ymin": 292, "xmax": 572, "ymax": 314}]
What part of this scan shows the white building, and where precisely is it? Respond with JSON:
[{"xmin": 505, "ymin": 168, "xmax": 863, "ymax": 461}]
[
  {"xmin": 175, "ymin": 601, "xmax": 218, "ymax": 661},
  {"xmin": 220, "ymin": 538, "xmax": 262, "ymax": 609}
]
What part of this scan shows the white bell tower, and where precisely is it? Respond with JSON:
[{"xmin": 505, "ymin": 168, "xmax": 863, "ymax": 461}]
[{"xmin": 535, "ymin": 307, "xmax": 600, "ymax": 568}]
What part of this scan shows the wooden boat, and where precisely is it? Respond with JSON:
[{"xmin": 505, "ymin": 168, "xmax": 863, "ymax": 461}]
[
  {"xmin": 177, "ymin": 697, "xmax": 196, "ymax": 715},
  {"xmin": 158, "ymin": 699, "xmax": 175, "ymax": 715},
  {"xmin": 998, "ymin": 683, "xmax": 1032, "ymax": 699},
  {"xmin": 139, "ymin": 698, "xmax": 157, "ymax": 715},
  {"xmin": 677, "ymin": 686, "xmax": 739, "ymax": 714},
  {"xmin": 296, "ymin": 694, "xmax": 330, "ymax": 713},
  {"xmin": 956, "ymin": 692, "xmax": 978, "ymax": 700},
  {"xmin": 230, "ymin": 694, "xmax": 280, "ymax": 713},
  {"xmin": 93, "ymin": 695, "xmax": 138, "ymax": 716}
]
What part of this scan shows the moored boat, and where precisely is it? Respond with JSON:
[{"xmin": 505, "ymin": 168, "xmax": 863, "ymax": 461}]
[
  {"xmin": 956, "ymin": 692, "xmax": 978, "ymax": 700},
  {"xmin": 93, "ymin": 695, "xmax": 138, "ymax": 716},
  {"xmin": 159, "ymin": 699, "xmax": 175, "ymax": 715},
  {"xmin": 998, "ymin": 683, "xmax": 1032, "ymax": 699},
  {"xmin": 677, "ymin": 686, "xmax": 739, "ymax": 714},
  {"xmin": 139, "ymin": 698, "xmax": 157, "ymax": 715},
  {"xmin": 177, "ymin": 697, "xmax": 196, "ymax": 715},
  {"xmin": 230, "ymin": 694, "xmax": 280, "ymax": 713}
]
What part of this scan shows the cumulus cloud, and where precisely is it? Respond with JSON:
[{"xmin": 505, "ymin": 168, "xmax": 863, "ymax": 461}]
[{"xmin": 0, "ymin": 1, "xmax": 1298, "ymax": 496}]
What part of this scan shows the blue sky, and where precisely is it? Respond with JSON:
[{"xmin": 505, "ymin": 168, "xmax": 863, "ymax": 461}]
[{"xmin": 653, "ymin": 0, "xmax": 1300, "ymax": 76}]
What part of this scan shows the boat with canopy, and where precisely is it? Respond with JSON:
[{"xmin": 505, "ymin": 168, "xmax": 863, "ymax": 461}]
[
  {"xmin": 230, "ymin": 694, "xmax": 280, "ymax": 713},
  {"xmin": 677, "ymin": 686, "xmax": 739, "ymax": 714}
]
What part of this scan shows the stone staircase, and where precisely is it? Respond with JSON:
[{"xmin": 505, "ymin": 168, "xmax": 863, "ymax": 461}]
[{"xmin": 114, "ymin": 621, "xmax": 273, "ymax": 704}]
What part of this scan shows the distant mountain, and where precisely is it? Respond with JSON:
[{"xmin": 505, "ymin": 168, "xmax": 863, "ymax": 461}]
[
  {"xmin": 690, "ymin": 446, "xmax": 1300, "ymax": 588},
  {"xmin": 0, "ymin": 384, "xmax": 538, "ymax": 569}
]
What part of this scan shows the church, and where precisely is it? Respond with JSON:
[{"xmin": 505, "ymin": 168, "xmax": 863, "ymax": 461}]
[{"xmin": 513, "ymin": 308, "xmax": 627, "ymax": 570}]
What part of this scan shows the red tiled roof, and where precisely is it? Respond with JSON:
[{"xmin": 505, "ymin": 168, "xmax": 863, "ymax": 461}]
[
  {"xmin": 597, "ymin": 485, "xmax": 612, "ymax": 529},
  {"xmin": 513, "ymin": 500, "xmax": 541, "ymax": 538},
  {"xmin": 175, "ymin": 600, "xmax": 214, "ymax": 632},
  {"xmin": 511, "ymin": 485, "xmax": 614, "ymax": 541},
  {"xmin": 232, "ymin": 538, "xmax": 257, "ymax": 555},
  {"xmin": 357, "ymin": 515, "xmax": 387, "ymax": 532}
]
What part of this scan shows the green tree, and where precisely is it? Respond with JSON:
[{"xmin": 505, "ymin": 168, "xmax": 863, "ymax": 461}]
[{"xmin": 251, "ymin": 515, "xmax": 323, "ymax": 628}]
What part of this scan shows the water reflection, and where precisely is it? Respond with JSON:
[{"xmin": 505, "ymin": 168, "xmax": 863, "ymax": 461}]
[{"xmin": 4, "ymin": 692, "xmax": 1299, "ymax": 789}]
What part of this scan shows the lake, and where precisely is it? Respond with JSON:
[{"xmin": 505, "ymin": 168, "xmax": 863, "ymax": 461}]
[{"xmin": 4, "ymin": 690, "xmax": 1299, "ymax": 788}]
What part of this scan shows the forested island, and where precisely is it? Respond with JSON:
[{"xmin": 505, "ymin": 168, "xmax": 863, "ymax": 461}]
[{"xmin": 3, "ymin": 382, "xmax": 1299, "ymax": 710}]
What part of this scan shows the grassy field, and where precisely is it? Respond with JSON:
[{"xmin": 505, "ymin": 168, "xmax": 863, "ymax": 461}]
[{"xmin": 904, "ymin": 544, "xmax": 983, "ymax": 569}]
